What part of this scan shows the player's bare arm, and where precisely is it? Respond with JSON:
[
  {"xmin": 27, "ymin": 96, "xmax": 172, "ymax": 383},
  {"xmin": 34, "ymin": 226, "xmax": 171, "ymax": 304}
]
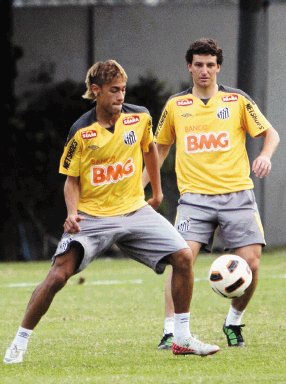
[
  {"xmin": 63, "ymin": 175, "xmax": 84, "ymax": 233},
  {"xmin": 157, "ymin": 143, "xmax": 172, "ymax": 166},
  {"xmin": 142, "ymin": 143, "xmax": 171, "ymax": 188},
  {"xmin": 252, "ymin": 126, "xmax": 280, "ymax": 178},
  {"xmin": 143, "ymin": 142, "xmax": 164, "ymax": 209}
]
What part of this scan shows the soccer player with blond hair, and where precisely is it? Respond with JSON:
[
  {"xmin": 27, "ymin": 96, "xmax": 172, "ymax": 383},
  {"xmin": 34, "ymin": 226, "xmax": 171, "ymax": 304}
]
[{"xmin": 4, "ymin": 59, "xmax": 219, "ymax": 364}]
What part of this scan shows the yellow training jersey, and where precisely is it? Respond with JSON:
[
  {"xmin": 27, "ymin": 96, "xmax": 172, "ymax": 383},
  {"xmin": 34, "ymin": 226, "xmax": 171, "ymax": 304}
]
[
  {"xmin": 155, "ymin": 85, "xmax": 272, "ymax": 195},
  {"xmin": 59, "ymin": 103, "xmax": 153, "ymax": 216}
]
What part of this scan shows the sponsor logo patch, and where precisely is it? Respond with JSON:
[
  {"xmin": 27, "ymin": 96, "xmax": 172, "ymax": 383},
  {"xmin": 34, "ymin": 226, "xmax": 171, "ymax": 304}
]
[
  {"xmin": 246, "ymin": 103, "xmax": 265, "ymax": 130},
  {"xmin": 91, "ymin": 158, "xmax": 135, "ymax": 186},
  {"xmin": 185, "ymin": 131, "xmax": 230, "ymax": 153},
  {"xmin": 177, "ymin": 98, "xmax": 193, "ymax": 106},
  {"xmin": 222, "ymin": 94, "xmax": 238, "ymax": 102},
  {"xmin": 63, "ymin": 139, "xmax": 78, "ymax": 169},
  {"xmin": 156, "ymin": 109, "xmax": 168, "ymax": 137},
  {"xmin": 185, "ymin": 124, "xmax": 208, "ymax": 133},
  {"xmin": 123, "ymin": 115, "xmax": 140, "ymax": 125},
  {"xmin": 81, "ymin": 130, "xmax": 97, "ymax": 139}
]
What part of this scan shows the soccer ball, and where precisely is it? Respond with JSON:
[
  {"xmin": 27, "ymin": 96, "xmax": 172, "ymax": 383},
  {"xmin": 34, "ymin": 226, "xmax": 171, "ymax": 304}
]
[{"xmin": 208, "ymin": 254, "xmax": 252, "ymax": 298}]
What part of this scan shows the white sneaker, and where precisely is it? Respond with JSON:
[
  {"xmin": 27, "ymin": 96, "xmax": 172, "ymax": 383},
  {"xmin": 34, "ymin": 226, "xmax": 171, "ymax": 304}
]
[
  {"xmin": 3, "ymin": 344, "xmax": 26, "ymax": 364},
  {"xmin": 172, "ymin": 335, "xmax": 220, "ymax": 356}
]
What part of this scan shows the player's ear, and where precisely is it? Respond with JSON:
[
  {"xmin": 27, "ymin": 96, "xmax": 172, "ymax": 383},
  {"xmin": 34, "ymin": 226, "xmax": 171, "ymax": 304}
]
[
  {"xmin": 91, "ymin": 83, "xmax": 101, "ymax": 97},
  {"xmin": 217, "ymin": 64, "xmax": 221, "ymax": 74}
]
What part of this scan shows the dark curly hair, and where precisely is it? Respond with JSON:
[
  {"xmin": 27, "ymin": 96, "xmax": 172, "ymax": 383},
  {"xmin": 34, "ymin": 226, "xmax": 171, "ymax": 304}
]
[{"xmin": 185, "ymin": 38, "xmax": 223, "ymax": 65}]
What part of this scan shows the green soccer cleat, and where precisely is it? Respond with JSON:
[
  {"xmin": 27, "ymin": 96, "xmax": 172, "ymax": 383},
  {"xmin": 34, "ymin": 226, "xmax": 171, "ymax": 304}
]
[
  {"xmin": 223, "ymin": 322, "xmax": 245, "ymax": 347},
  {"xmin": 158, "ymin": 333, "xmax": 173, "ymax": 350}
]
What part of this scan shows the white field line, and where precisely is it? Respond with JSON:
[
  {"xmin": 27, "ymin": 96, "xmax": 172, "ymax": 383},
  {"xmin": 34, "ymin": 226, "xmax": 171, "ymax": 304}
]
[
  {"xmin": 0, "ymin": 275, "xmax": 285, "ymax": 289},
  {"xmin": 0, "ymin": 279, "xmax": 143, "ymax": 288}
]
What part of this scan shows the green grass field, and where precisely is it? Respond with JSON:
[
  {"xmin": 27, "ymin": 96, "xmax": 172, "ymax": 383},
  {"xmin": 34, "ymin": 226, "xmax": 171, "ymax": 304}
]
[{"xmin": 0, "ymin": 249, "xmax": 285, "ymax": 384}]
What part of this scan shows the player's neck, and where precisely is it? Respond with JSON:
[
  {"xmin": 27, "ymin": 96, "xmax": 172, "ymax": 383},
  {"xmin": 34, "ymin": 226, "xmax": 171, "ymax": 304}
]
[
  {"xmin": 96, "ymin": 108, "xmax": 120, "ymax": 128},
  {"xmin": 192, "ymin": 83, "xmax": 219, "ymax": 99}
]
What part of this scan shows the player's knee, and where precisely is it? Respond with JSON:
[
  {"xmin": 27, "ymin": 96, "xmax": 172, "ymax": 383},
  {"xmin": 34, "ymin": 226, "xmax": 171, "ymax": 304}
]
[
  {"xmin": 48, "ymin": 268, "xmax": 70, "ymax": 292},
  {"xmin": 249, "ymin": 256, "xmax": 260, "ymax": 275},
  {"xmin": 168, "ymin": 248, "xmax": 193, "ymax": 272}
]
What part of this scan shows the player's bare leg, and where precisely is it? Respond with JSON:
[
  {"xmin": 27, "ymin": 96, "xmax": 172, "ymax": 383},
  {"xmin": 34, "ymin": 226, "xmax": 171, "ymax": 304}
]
[
  {"xmin": 3, "ymin": 244, "xmax": 82, "ymax": 364},
  {"xmin": 158, "ymin": 242, "xmax": 201, "ymax": 350},
  {"xmin": 167, "ymin": 248, "xmax": 193, "ymax": 313},
  {"xmin": 223, "ymin": 243, "xmax": 262, "ymax": 347},
  {"xmin": 232, "ymin": 244, "xmax": 262, "ymax": 310},
  {"xmin": 166, "ymin": 248, "xmax": 220, "ymax": 356},
  {"xmin": 164, "ymin": 269, "xmax": 175, "ymax": 317},
  {"xmin": 165, "ymin": 241, "xmax": 201, "ymax": 313},
  {"xmin": 22, "ymin": 246, "xmax": 82, "ymax": 329}
]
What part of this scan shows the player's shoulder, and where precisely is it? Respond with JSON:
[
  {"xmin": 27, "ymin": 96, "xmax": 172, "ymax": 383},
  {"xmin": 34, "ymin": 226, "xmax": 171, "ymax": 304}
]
[
  {"xmin": 168, "ymin": 88, "xmax": 192, "ymax": 101},
  {"xmin": 66, "ymin": 107, "xmax": 96, "ymax": 142},
  {"xmin": 122, "ymin": 103, "xmax": 150, "ymax": 115},
  {"xmin": 219, "ymin": 84, "xmax": 255, "ymax": 104},
  {"xmin": 164, "ymin": 88, "xmax": 193, "ymax": 108}
]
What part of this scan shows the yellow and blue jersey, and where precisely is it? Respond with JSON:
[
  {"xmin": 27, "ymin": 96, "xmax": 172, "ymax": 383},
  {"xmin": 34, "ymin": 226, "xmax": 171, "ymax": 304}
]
[
  {"xmin": 155, "ymin": 85, "xmax": 271, "ymax": 195},
  {"xmin": 59, "ymin": 103, "xmax": 153, "ymax": 216}
]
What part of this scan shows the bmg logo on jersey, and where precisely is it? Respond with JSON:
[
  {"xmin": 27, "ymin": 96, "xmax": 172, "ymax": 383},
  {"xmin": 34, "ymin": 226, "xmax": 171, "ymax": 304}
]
[
  {"xmin": 91, "ymin": 158, "xmax": 135, "ymax": 186},
  {"xmin": 217, "ymin": 107, "xmax": 230, "ymax": 120},
  {"xmin": 185, "ymin": 131, "xmax": 230, "ymax": 153},
  {"xmin": 123, "ymin": 130, "xmax": 137, "ymax": 145}
]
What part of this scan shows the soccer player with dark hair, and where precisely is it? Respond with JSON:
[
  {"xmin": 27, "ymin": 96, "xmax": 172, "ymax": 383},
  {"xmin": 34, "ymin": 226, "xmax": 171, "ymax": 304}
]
[
  {"xmin": 143, "ymin": 38, "xmax": 280, "ymax": 350},
  {"xmin": 4, "ymin": 59, "xmax": 220, "ymax": 364}
]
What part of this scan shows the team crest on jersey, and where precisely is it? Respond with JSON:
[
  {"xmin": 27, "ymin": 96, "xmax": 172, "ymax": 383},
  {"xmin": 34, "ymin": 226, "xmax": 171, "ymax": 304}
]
[
  {"xmin": 185, "ymin": 131, "xmax": 230, "ymax": 153},
  {"xmin": 81, "ymin": 130, "xmax": 97, "ymax": 139},
  {"xmin": 217, "ymin": 107, "xmax": 230, "ymax": 120},
  {"xmin": 123, "ymin": 115, "xmax": 140, "ymax": 125},
  {"xmin": 177, "ymin": 98, "xmax": 193, "ymax": 106},
  {"xmin": 222, "ymin": 94, "xmax": 238, "ymax": 102},
  {"xmin": 123, "ymin": 130, "xmax": 137, "ymax": 145}
]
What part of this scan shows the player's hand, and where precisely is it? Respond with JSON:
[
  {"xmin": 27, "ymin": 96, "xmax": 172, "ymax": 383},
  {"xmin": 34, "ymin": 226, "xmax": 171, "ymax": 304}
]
[
  {"xmin": 147, "ymin": 193, "xmax": 164, "ymax": 210},
  {"xmin": 252, "ymin": 155, "xmax": 272, "ymax": 178},
  {"xmin": 63, "ymin": 214, "xmax": 84, "ymax": 234}
]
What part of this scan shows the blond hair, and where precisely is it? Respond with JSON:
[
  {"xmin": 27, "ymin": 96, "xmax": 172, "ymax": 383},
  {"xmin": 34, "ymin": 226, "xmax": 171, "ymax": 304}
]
[{"xmin": 82, "ymin": 59, "xmax": 128, "ymax": 100}]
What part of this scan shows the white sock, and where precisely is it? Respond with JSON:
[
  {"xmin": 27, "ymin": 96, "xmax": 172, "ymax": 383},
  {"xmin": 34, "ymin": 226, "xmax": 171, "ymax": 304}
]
[
  {"xmin": 163, "ymin": 316, "xmax": 174, "ymax": 335},
  {"xmin": 12, "ymin": 326, "xmax": 33, "ymax": 350},
  {"xmin": 173, "ymin": 312, "xmax": 191, "ymax": 342},
  {"xmin": 225, "ymin": 306, "xmax": 245, "ymax": 326}
]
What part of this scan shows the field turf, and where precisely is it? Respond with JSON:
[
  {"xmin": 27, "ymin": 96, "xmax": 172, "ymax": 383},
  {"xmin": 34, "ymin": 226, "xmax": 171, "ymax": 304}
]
[{"xmin": 0, "ymin": 249, "xmax": 285, "ymax": 383}]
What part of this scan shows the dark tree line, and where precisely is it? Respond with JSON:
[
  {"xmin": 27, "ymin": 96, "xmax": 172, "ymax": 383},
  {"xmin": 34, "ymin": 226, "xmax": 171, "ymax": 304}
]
[{"xmin": 1, "ymin": 71, "xmax": 177, "ymax": 261}]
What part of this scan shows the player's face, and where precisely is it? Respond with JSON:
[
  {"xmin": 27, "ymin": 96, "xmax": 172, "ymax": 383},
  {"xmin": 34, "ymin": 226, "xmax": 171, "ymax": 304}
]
[
  {"xmin": 187, "ymin": 54, "xmax": 220, "ymax": 89},
  {"xmin": 93, "ymin": 77, "xmax": 126, "ymax": 116}
]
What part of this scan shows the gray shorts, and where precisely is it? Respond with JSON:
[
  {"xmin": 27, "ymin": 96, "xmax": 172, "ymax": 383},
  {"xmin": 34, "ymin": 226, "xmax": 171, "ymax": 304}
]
[
  {"xmin": 175, "ymin": 190, "xmax": 266, "ymax": 252},
  {"xmin": 53, "ymin": 205, "xmax": 188, "ymax": 274}
]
